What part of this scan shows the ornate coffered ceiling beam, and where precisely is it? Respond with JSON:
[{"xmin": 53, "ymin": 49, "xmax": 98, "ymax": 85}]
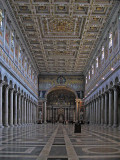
[
  {"xmin": 29, "ymin": 0, "xmax": 49, "ymax": 73},
  {"xmin": 74, "ymin": 0, "xmax": 93, "ymax": 72}
]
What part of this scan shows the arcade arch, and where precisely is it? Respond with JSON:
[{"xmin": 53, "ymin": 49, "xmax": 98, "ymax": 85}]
[{"xmin": 41, "ymin": 86, "xmax": 83, "ymax": 123}]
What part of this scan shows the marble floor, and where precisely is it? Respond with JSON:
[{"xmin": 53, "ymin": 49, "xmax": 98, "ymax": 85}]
[{"xmin": 0, "ymin": 124, "xmax": 120, "ymax": 160}]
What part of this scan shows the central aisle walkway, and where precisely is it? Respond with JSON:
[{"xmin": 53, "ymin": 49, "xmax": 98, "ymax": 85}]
[{"xmin": 0, "ymin": 124, "xmax": 120, "ymax": 160}]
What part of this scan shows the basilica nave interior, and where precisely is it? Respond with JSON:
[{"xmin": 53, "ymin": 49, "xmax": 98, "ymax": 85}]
[{"xmin": 0, "ymin": 0, "xmax": 120, "ymax": 160}]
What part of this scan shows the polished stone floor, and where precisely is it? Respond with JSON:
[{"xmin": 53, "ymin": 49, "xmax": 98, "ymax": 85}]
[{"xmin": 0, "ymin": 124, "xmax": 120, "ymax": 160}]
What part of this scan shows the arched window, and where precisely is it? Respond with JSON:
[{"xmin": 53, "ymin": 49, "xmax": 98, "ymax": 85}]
[
  {"xmin": 0, "ymin": 9, "xmax": 3, "ymax": 28},
  {"xmin": 96, "ymin": 57, "xmax": 98, "ymax": 68},
  {"xmin": 102, "ymin": 46, "xmax": 104, "ymax": 60},
  {"xmin": 22, "ymin": 57, "xmax": 25, "ymax": 68},
  {"xmin": 109, "ymin": 32, "xmax": 112, "ymax": 48},
  {"xmin": 86, "ymin": 76, "xmax": 87, "ymax": 84},
  {"xmin": 89, "ymin": 71, "xmax": 90, "ymax": 79},
  {"xmin": 92, "ymin": 65, "xmax": 94, "ymax": 74}
]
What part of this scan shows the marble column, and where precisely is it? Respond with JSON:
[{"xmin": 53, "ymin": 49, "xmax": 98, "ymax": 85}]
[
  {"xmin": 0, "ymin": 82, "xmax": 3, "ymax": 127},
  {"xmin": 104, "ymin": 92, "xmax": 108, "ymax": 126},
  {"xmin": 21, "ymin": 96, "xmax": 24, "ymax": 125},
  {"xmin": 24, "ymin": 98, "xmax": 26, "ymax": 124},
  {"xmin": 92, "ymin": 101, "xmax": 94, "ymax": 124},
  {"xmin": 65, "ymin": 108, "xmax": 66, "ymax": 121},
  {"xmin": 88, "ymin": 104, "xmax": 90, "ymax": 123},
  {"xmin": 109, "ymin": 90, "xmax": 113, "ymax": 126},
  {"xmin": 75, "ymin": 100, "xmax": 79, "ymax": 122},
  {"xmin": 31, "ymin": 102, "xmax": 32, "ymax": 123},
  {"xmin": 96, "ymin": 98, "xmax": 98, "ymax": 124},
  {"xmin": 90, "ymin": 103, "xmax": 92, "ymax": 124},
  {"xmin": 68, "ymin": 108, "xmax": 70, "ymax": 122},
  {"xmin": 26, "ymin": 100, "xmax": 28, "ymax": 124},
  {"xmin": 113, "ymin": 87, "xmax": 118, "ymax": 127},
  {"xmin": 28, "ymin": 100, "xmax": 30, "ymax": 124},
  {"xmin": 73, "ymin": 109, "xmax": 75, "ymax": 122},
  {"xmin": 18, "ymin": 94, "xmax": 21, "ymax": 125},
  {"xmin": 98, "ymin": 96, "xmax": 101, "ymax": 124},
  {"xmin": 44, "ymin": 101, "xmax": 47, "ymax": 123},
  {"xmin": 14, "ymin": 91, "xmax": 17, "ymax": 126},
  {"xmin": 94, "ymin": 100, "xmax": 96, "ymax": 124},
  {"xmin": 90, "ymin": 102, "xmax": 92, "ymax": 124},
  {"xmin": 35, "ymin": 105, "xmax": 37, "ymax": 123},
  {"xmin": 10, "ymin": 88, "xmax": 14, "ymax": 126},
  {"xmin": 101, "ymin": 94, "xmax": 104, "ymax": 125},
  {"xmin": 4, "ymin": 86, "xmax": 9, "ymax": 127}
]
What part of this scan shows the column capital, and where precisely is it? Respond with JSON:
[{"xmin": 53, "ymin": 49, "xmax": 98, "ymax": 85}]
[
  {"xmin": 109, "ymin": 89, "xmax": 113, "ymax": 94},
  {"xmin": 113, "ymin": 85, "xmax": 119, "ymax": 91},
  {"xmin": 5, "ymin": 84, "xmax": 9, "ymax": 89},
  {"xmin": 75, "ymin": 99, "xmax": 81, "ymax": 103},
  {"xmin": 18, "ymin": 92, "xmax": 21, "ymax": 96},
  {"xmin": 101, "ymin": 93, "xmax": 105, "ymax": 97},
  {"xmin": 0, "ymin": 80, "xmax": 4, "ymax": 86},
  {"xmin": 105, "ymin": 91, "xmax": 108, "ymax": 95},
  {"xmin": 9, "ymin": 87, "xmax": 14, "ymax": 91},
  {"xmin": 14, "ymin": 89, "xmax": 18, "ymax": 94}
]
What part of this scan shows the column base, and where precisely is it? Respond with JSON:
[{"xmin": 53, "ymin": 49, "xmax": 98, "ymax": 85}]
[
  {"xmin": 4, "ymin": 125, "xmax": 9, "ymax": 128},
  {"xmin": 108, "ymin": 124, "xmax": 112, "ymax": 127},
  {"xmin": 10, "ymin": 124, "xmax": 14, "ymax": 127},
  {"xmin": 44, "ymin": 121, "xmax": 47, "ymax": 124},
  {"xmin": 14, "ymin": 124, "xmax": 18, "ymax": 127},
  {"xmin": 0, "ymin": 125, "xmax": 4, "ymax": 128},
  {"xmin": 104, "ymin": 124, "xmax": 107, "ymax": 127},
  {"xmin": 113, "ymin": 124, "xmax": 118, "ymax": 128},
  {"xmin": 118, "ymin": 126, "xmax": 120, "ymax": 130}
]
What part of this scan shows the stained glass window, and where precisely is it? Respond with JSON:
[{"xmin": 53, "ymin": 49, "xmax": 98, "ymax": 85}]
[
  {"xmin": 102, "ymin": 46, "xmax": 104, "ymax": 59},
  {"xmin": 109, "ymin": 32, "xmax": 112, "ymax": 48}
]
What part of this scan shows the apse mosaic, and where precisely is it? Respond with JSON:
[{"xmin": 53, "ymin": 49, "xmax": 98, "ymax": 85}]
[
  {"xmin": 47, "ymin": 89, "xmax": 76, "ymax": 105},
  {"xmin": 38, "ymin": 75, "xmax": 84, "ymax": 99}
]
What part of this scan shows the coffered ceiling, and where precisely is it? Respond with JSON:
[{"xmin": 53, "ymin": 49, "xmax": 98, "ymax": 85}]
[{"xmin": 8, "ymin": 0, "xmax": 116, "ymax": 75}]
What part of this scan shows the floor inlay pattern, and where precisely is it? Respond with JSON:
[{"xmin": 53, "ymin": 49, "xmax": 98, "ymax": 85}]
[{"xmin": 0, "ymin": 124, "xmax": 120, "ymax": 160}]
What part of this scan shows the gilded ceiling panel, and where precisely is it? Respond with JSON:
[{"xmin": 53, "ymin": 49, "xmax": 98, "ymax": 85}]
[{"xmin": 8, "ymin": 0, "xmax": 116, "ymax": 74}]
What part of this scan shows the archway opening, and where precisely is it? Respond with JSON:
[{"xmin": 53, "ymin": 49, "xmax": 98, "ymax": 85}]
[{"xmin": 46, "ymin": 88, "xmax": 76, "ymax": 123}]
